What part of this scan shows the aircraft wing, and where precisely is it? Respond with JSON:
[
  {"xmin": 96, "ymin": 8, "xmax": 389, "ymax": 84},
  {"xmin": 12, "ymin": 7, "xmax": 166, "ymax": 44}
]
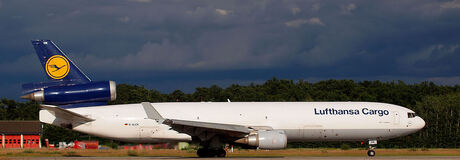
[
  {"xmin": 163, "ymin": 119, "xmax": 250, "ymax": 138},
  {"xmin": 40, "ymin": 104, "xmax": 94, "ymax": 122},
  {"xmin": 142, "ymin": 102, "xmax": 270, "ymax": 140}
]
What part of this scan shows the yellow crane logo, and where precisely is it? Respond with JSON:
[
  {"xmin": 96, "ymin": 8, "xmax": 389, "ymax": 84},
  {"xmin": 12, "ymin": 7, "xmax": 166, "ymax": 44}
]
[{"xmin": 45, "ymin": 55, "xmax": 70, "ymax": 79}]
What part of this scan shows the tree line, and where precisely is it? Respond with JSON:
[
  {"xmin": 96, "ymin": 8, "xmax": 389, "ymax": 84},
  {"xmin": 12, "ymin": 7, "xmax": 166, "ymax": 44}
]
[{"xmin": 1, "ymin": 78, "xmax": 459, "ymax": 148}]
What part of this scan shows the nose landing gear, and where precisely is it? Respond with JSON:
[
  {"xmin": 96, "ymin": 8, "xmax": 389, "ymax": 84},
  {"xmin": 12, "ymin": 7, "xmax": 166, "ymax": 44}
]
[
  {"xmin": 367, "ymin": 146, "xmax": 376, "ymax": 157},
  {"xmin": 367, "ymin": 139, "xmax": 377, "ymax": 157}
]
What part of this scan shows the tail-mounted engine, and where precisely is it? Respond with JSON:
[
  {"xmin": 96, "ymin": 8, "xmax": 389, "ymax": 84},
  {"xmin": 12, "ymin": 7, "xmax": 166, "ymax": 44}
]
[{"xmin": 21, "ymin": 81, "xmax": 116, "ymax": 105}]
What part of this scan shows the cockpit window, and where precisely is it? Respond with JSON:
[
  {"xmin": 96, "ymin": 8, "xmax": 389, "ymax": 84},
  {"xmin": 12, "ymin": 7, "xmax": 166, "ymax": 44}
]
[{"xmin": 408, "ymin": 112, "xmax": 417, "ymax": 118}]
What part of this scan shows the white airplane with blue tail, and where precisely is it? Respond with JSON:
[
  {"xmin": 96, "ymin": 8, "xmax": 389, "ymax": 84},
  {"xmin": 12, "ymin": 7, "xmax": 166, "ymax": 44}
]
[{"xmin": 22, "ymin": 40, "xmax": 425, "ymax": 157}]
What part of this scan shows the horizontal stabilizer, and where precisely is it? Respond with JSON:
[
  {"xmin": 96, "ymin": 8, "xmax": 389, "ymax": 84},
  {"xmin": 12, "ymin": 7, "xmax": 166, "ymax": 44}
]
[{"xmin": 40, "ymin": 104, "xmax": 94, "ymax": 122}]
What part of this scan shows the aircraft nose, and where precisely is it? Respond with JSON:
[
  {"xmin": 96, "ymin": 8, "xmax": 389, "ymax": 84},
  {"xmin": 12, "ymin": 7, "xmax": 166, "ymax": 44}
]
[{"xmin": 417, "ymin": 117, "xmax": 426, "ymax": 129}]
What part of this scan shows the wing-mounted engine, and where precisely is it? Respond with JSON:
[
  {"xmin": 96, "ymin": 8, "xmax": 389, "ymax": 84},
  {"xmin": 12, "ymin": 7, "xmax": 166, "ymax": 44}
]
[
  {"xmin": 21, "ymin": 81, "xmax": 116, "ymax": 105},
  {"xmin": 235, "ymin": 130, "xmax": 287, "ymax": 149}
]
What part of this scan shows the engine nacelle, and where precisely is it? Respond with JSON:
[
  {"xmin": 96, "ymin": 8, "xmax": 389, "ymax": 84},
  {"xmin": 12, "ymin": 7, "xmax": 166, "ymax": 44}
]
[
  {"xmin": 21, "ymin": 81, "xmax": 116, "ymax": 105},
  {"xmin": 235, "ymin": 130, "xmax": 287, "ymax": 149}
]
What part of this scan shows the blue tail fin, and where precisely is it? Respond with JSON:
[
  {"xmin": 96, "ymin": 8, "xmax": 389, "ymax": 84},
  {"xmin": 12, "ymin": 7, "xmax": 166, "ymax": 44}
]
[
  {"xmin": 31, "ymin": 40, "xmax": 90, "ymax": 83},
  {"xmin": 23, "ymin": 40, "xmax": 116, "ymax": 108}
]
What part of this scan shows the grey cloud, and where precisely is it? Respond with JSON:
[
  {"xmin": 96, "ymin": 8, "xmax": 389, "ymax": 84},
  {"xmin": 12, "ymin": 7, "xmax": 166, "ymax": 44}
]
[
  {"xmin": 129, "ymin": 0, "xmax": 152, "ymax": 3},
  {"xmin": 428, "ymin": 76, "xmax": 460, "ymax": 85},
  {"xmin": 79, "ymin": 40, "xmax": 194, "ymax": 71},
  {"xmin": 312, "ymin": 3, "xmax": 320, "ymax": 12},
  {"xmin": 82, "ymin": 26, "xmax": 291, "ymax": 71},
  {"xmin": 1, "ymin": 0, "xmax": 460, "ymax": 99},
  {"xmin": 11, "ymin": 0, "xmax": 459, "ymax": 75},
  {"xmin": 341, "ymin": 3, "xmax": 356, "ymax": 14},
  {"xmin": 118, "ymin": 16, "xmax": 130, "ymax": 23},
  {"xmin": 285, "ymin": 17, "xmax": 324, "ymax": 27},
  {"xmin": 441, "ymin": 0, "xmax": 460, "ymax": 9},
  {"xmin": 291, "ymin": 7, "xmax": 301, "ymax": 15},
  {"xmin": 215, "ymin": 9, "xmax": 232, "ymax": 16},
  {"xmin": 398, "ymin": 44, "xmax": 460, "ymax": 74},
  {"xmin": 0, "ymin": 54, "xmax": 41, "ymax": 74}
]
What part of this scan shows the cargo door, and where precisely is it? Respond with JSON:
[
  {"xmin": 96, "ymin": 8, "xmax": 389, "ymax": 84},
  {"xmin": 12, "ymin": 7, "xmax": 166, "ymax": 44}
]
[{"xmin": 302, "ymin": 125, "xmax": 323, "ymax": 140}]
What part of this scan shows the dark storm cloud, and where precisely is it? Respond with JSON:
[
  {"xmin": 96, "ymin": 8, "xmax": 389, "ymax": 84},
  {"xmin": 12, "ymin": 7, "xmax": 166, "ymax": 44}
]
[{"xmin": 0, "ymin": 0, "xmax": 459, "ymax": 98}]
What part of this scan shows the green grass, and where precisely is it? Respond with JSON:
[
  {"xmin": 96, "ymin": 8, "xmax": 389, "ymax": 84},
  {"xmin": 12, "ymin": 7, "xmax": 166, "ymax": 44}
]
[
  {"xmin": 22, "ymin": 150, "xmax": 34, "ymax": 153},
  {"xmin": 62, "ymin": 151, "xmax": 81, "ymax": 157},
  {"xmin": 127, "ymin": 150, "xmax": 138, "ymax": 156}
]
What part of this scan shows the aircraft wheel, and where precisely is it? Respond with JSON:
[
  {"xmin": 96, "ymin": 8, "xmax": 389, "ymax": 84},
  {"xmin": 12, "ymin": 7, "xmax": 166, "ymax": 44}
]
[
  {"xmin": 197, "ymin": 148, "xmax": 209, "ymax": 157},
  {"xmin": 216, "ymin": 148, "xmax": 226, "ymax": 157},
  {"xmin": 367, "ymin": 150, "xmax": 376, "ymax": 157}
]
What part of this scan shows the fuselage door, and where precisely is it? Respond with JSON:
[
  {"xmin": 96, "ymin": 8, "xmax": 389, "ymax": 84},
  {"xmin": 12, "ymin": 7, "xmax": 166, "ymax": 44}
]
[
  {"xmin": 139, "ymin": 126, "xmax": 158, "ymax": 139},
  {"xmin": 392, "ymin": 111, "xmax": 400, "ymax": 125}
]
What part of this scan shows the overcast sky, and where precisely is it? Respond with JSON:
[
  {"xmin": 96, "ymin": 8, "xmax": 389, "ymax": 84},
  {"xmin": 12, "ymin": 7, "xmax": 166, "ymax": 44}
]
[{"xmin": 0, "ymin": 0, "xmax": 459, "ymax": 99}]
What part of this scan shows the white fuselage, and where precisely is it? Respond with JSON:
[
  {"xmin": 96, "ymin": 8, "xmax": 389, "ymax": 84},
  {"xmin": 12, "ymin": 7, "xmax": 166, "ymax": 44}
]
[{"xmin": 39, "ymin": 102, "xmax": 425, "ymax": 143}]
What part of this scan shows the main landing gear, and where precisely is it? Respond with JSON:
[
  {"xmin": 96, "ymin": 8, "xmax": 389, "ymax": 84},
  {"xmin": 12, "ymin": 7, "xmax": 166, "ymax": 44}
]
[
  {"xmin": 197, "ymin": 148, "xmax": 226, "ymax": 157},
  {"xmin": 367, "ymin": 139, "xmax": 377, "ymax": 157},
  {"xmin": 197, "ymin": 136, "xmax": 226, "ymax": 157}
]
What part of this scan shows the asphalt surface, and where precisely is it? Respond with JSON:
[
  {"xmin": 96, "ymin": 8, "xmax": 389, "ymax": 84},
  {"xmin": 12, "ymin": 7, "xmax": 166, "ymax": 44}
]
[{"xmin": 3, "ymin": 156, "xmax": 460, "ymax": 160}]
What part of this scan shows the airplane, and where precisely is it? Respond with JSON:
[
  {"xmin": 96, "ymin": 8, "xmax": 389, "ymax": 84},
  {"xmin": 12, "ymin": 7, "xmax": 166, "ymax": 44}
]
[{"xmin": 21, "ymin": 40, "xmax": 425, "ymax": 157}]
